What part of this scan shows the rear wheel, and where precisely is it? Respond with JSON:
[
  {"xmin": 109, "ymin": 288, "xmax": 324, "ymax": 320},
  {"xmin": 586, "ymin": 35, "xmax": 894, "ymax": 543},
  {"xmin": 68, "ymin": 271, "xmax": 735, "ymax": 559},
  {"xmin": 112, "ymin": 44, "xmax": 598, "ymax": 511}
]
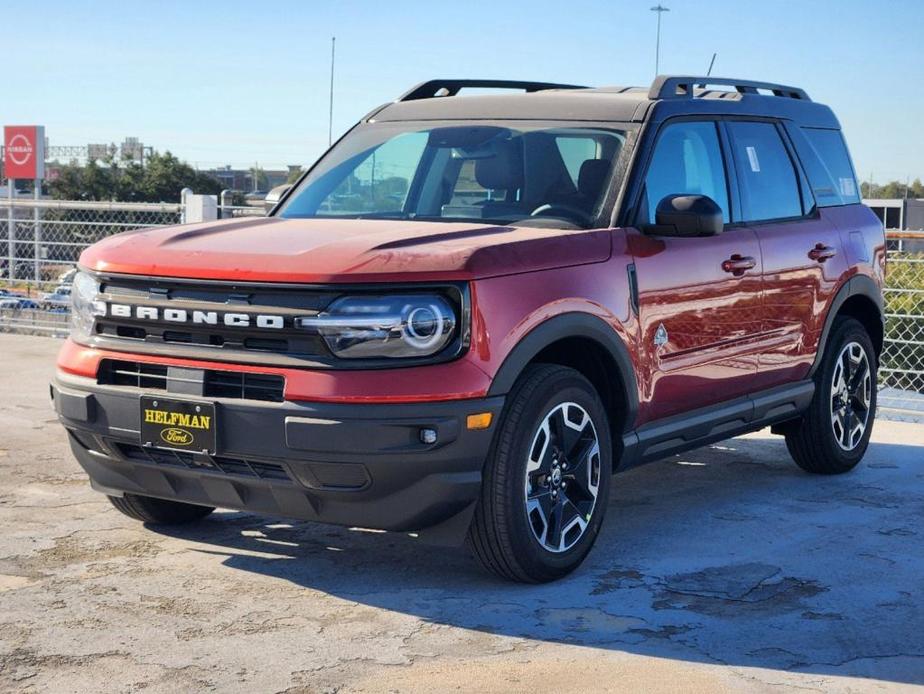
[
  {"xmin": 468, "ymin": 364, "xmax": 612, "ymax": 582},
  {"xmin": 785, "ymin": 317, "xmax": 877, "ymax": 474},
  {"xmin": 108, "ymin": 494, "xmax": 215, "ymax": 524}
]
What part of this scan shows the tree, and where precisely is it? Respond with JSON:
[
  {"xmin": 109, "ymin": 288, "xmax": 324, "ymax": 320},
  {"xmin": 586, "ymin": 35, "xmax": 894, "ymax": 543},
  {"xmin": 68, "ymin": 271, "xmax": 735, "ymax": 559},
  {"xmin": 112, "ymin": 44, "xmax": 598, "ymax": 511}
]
[
  {"xmin": 48, "ymin": 150, "xmax": 221, "ymax": 203},
  {"xmin": 114, "ymin": 161, "xmax": 146, "ymax": 202},
  {"xmin": 861, "ymin": 178, "xmax": 924, "ymax": 200},
  {"xmin": 48, "ymin": 159, "xmax": 114, "ymax": 201},
  {"xmin": 139, "ymin": 151, "xmax": 221, "ymax": 202},
  {"xmin": 48, "ymin": 161, "xmax": 85, "ymax": 200}
]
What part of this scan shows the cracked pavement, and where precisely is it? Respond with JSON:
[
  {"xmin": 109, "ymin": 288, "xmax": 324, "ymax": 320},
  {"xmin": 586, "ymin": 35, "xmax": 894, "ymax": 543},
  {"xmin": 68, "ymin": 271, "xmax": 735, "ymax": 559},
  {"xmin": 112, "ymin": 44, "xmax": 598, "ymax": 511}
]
[{"xmin": 0, "ymin": 333, "xmax": 922, "ymax": 693}]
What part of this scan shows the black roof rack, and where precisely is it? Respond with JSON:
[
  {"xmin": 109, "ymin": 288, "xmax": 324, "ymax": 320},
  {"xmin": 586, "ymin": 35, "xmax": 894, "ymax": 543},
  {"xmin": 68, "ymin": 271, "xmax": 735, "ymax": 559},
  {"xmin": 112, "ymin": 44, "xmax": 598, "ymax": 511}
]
[
  {"xmin": 649, "ymin": 75, "xmax": 811, "ymax": 102},
  {"xmin": 397, "ymin": 79, "xmax": 588, "ymax": 102}
]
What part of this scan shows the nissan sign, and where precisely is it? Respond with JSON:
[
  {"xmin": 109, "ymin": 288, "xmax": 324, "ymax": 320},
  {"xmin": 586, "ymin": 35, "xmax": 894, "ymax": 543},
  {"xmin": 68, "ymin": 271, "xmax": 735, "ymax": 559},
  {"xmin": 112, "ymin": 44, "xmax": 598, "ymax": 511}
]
[{"xmin": 3, "ymin": 125, "xmax": 45, "ymax": 180}]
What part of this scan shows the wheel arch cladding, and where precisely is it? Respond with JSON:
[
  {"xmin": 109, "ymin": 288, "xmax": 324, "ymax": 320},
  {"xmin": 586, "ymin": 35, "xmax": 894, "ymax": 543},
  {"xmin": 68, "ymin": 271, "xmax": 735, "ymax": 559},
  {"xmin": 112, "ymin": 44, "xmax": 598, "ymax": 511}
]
[
  {"xmin": 811, "ymin": 274, "xmax": 885, "ymax": 377},
  {"xmin": 486, "ymin": 312, "xmax": 639, "ymax": 462}
]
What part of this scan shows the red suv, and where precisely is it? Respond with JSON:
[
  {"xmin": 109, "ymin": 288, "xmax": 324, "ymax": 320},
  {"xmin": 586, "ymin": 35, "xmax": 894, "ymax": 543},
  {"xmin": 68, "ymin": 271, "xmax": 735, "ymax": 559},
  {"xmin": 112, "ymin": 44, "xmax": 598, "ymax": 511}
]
[{"xmin": 52, "ymin": 76, "xmax": 885, "ymax": 582}]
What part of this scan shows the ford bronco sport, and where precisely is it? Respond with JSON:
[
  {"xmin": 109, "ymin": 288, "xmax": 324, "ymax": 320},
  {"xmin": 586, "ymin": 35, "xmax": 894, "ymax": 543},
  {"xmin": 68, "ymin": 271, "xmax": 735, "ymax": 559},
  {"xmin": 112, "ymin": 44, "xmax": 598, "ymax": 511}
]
[{"xmin": 52, "ymin": 76, "xmax": 885, "ymax": 582}]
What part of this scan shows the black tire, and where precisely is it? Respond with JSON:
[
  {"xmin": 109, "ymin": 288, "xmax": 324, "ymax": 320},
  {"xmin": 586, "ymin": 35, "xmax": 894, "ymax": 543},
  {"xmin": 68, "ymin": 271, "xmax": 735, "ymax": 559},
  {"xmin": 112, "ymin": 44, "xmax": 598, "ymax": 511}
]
[
  {"xmin": 785, "ymin": 317, "xmax": 877, "ymax": 474},
  {"xmin": 468, "ymin": 364, "xmax": 613, "ymax": 583},
  {"xmin": 108, "ymin": 494, "xmax": 215, "ymax": 524}
]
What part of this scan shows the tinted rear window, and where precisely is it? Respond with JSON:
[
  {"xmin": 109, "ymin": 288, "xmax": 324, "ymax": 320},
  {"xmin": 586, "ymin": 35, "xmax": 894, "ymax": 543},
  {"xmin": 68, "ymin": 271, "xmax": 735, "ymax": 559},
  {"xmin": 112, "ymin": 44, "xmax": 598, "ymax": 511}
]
[{"xmin": 800, "ymin": 128, "xmax": 860, "ymax": 206}]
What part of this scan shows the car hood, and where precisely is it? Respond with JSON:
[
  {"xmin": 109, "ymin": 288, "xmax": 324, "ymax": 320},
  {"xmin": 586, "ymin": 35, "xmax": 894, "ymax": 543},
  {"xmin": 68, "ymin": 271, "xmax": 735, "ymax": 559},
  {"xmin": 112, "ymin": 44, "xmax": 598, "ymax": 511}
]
[{"xmin": 79, "ymin": 216, "xmax": 612, "ymax": 283}]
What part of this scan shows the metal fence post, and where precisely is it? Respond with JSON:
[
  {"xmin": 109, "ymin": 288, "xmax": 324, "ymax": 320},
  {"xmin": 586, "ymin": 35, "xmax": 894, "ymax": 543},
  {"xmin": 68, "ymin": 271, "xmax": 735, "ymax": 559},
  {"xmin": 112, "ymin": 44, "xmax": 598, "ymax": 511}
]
[
  {"xmin": 180, "ymin": 187, "xmax": 192, "ymax": 224},
  {"xmin": 6, "ymin": 180, "xmax": 14, "ymax": 281},
  {"xmin": 33, "ymin": 180, "xmax": 42, "ymax": 282},
  {"xmin": 219, "ymin": 189, "xmax": 233, "ymax": 219}
]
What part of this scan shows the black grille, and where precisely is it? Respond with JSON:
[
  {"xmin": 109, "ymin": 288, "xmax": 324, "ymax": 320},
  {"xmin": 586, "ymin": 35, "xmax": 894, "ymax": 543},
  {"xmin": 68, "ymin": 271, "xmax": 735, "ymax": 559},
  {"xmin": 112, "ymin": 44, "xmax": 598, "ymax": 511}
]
[
  {"xmin": 81, "ymin": 274, "xmax": 468, "ymax": 369},
  {"xmin": 98, "ymin": 359, "xmax": 285, "ymax": 402},
  {"xmin": 205, "ymin": 370, "xmax": 286, "ymax": 401},
  {"xmin": 114, "ymin": 442, "xmax": 291, "ymax": 481},
  {"xmin": 90, "ymin": 275, "xmax": 338, "ymax": 365}
]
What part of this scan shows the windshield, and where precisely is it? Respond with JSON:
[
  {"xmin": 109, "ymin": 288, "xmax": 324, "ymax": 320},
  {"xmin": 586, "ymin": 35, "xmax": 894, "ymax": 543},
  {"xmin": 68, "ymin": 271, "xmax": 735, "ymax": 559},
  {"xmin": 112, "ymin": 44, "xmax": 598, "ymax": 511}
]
[{"xmin": 278, "ymin": 122, "xmax": 628, "ymax": 229}]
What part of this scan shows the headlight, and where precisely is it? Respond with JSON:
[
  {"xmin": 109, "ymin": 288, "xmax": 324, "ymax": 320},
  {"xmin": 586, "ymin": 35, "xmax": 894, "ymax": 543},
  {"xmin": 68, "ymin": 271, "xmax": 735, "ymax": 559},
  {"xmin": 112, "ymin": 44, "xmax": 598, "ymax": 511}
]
[
  {"xmin": 70, "ymin": 271, "xmax": 106, "ymax": 337},
  {"xmin": 296, "ymin": 294, "xmax": 458, "ymax": 359}
]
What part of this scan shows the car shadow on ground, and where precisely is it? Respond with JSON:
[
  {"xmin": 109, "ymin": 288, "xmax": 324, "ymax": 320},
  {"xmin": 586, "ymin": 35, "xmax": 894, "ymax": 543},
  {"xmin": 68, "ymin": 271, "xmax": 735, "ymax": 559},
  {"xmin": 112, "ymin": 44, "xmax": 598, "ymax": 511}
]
[{"xmin": 151, "ymin": 434, "xmax": 924, "ymax": 685}]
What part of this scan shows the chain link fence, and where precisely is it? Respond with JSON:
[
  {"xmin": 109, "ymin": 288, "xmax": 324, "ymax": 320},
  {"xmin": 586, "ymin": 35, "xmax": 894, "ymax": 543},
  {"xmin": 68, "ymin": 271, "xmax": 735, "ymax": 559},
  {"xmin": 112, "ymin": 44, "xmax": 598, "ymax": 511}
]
[
  {"xmin": 879, "ymin": 232, "xmax": 924, "ymax": 421},
  {"xmin": 1, "ymin": 200, "xmax": 922, "ymax": 420},
  {"xmin": 1, "ymin": 198, "xmax": 182, "ymax": 335}
]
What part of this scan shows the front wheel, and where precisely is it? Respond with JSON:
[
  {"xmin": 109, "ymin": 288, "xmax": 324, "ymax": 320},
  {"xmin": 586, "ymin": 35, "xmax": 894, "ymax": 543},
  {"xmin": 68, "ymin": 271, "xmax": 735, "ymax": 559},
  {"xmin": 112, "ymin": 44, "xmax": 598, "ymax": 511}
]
[
  {"xmin": 468, "ymin": 364, "xmax": 612, "ymax": 582},
  {"xmin": 785, "ymin": 317, "xmax": 877, "ymax": 474}
]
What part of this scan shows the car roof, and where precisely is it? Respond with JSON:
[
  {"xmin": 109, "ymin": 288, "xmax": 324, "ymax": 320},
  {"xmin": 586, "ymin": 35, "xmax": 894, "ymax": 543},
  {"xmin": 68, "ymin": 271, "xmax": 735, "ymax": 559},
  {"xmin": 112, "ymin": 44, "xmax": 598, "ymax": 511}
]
[{"xmin": 370, "ymin": 76, "xmax": 840, "ymax": 129}]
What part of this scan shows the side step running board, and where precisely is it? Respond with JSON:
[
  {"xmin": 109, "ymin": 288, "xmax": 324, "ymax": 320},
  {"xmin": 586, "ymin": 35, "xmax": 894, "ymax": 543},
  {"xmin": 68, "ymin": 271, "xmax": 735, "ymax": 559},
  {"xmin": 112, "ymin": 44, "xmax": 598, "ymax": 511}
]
[{"xmin": 619, "ymin": 380, "xmax": 814, "ymax": 470}]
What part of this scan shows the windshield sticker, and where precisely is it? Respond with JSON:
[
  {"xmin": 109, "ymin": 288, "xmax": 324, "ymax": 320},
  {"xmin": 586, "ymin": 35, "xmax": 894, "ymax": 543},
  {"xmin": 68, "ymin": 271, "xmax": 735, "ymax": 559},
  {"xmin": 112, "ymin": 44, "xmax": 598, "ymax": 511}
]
[{"xmin": 839, "ymin": 177, "xmax": 856, "ymax": 197}]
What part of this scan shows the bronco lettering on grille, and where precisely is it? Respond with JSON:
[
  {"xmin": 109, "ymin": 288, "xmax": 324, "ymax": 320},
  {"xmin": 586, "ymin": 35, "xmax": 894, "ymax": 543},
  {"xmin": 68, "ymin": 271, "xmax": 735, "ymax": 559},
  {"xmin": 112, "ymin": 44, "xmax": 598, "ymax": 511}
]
[{"xmin": 109, "ymin": 304, "xmax": 284, "ymax": 329}]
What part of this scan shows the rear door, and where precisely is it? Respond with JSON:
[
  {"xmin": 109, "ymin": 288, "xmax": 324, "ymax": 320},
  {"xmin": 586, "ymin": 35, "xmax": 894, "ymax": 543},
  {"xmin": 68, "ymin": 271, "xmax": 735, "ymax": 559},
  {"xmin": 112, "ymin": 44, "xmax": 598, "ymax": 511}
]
[
  {"xmin": 723, "ymin": 120, "xmax": 847, "ymax": 389},
  {"xmin": 630, "ymin": 119, "xmax": 763, "ymax": 421}
]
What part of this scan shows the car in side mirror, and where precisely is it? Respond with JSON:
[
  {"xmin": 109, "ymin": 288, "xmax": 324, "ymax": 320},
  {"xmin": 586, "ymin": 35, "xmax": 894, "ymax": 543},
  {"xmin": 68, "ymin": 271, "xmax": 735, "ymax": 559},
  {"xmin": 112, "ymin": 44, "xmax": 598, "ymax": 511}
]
[
  {"xmin": 264, "ymin": 183, "xmax": 293, "ymax": 213},
  {"xmin": 645, "ymin": 194, "xmax": 724, "ymax": 237}
]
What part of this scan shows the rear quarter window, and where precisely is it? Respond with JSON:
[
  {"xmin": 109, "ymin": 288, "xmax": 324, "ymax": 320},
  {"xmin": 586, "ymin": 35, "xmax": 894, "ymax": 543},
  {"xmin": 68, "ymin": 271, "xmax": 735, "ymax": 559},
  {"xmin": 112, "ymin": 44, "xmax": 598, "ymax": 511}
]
[{"xmin": 798, "ymin": 128, "xmax": 861, "ymax": 207}]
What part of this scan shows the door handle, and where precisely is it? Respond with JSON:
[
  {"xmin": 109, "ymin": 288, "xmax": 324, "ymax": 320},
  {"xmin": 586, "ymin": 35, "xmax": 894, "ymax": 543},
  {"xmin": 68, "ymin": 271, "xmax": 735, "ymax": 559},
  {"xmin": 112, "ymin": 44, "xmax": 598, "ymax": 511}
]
[
  {"xmin": 721, "ymin": 254, "xmax": 756, "ymax": 276},
  {"xmin": 808, "ymin": 243, "xmax": 837, "ymax": 262}
]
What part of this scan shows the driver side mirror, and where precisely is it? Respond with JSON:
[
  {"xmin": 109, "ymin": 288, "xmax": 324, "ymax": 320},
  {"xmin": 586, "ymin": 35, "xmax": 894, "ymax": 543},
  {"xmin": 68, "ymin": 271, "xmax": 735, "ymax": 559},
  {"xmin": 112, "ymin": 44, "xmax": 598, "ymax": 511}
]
[{"xmin": 644, "ymin": 194, "xmax": 724, "ymax": 237}]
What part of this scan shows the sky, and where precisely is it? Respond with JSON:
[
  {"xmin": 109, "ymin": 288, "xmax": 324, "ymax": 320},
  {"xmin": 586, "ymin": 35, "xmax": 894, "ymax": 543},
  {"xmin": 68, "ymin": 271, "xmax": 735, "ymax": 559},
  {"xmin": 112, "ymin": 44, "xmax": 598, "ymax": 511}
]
[{"xmin": 4, "ymin": 0, "xmax": 922, "ymax": 183}]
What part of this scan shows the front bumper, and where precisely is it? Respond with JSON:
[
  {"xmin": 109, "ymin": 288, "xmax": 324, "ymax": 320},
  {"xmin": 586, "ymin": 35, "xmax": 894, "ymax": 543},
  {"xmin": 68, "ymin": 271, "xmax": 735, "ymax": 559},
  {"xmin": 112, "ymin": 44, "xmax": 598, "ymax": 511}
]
[{"xmin": 51, "ymin": 372, "xmax": 504, "ymax": 545}]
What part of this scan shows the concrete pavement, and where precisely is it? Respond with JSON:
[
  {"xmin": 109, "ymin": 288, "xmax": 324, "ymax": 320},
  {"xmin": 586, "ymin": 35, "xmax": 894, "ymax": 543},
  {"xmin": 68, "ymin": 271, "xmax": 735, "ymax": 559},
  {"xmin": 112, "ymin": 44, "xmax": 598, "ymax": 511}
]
[{"xmin": 0, "ymin": 333, "xmax": 922, "ymax": 693}]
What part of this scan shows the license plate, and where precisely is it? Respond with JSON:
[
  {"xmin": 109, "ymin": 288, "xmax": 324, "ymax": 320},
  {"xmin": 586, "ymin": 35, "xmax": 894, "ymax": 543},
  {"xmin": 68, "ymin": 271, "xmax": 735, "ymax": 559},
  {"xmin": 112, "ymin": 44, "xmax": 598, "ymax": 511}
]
[{"xmin": 140, "ymin": 396, "xmax": 217, "ymax": 455}]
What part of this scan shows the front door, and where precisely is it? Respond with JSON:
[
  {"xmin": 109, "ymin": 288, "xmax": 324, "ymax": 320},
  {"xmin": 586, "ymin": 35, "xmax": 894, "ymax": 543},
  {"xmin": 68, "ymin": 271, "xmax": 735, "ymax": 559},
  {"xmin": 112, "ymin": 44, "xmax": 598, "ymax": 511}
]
[{"xmin": 630, "ymin": 119, "xmax": 763, "ymax": 422}]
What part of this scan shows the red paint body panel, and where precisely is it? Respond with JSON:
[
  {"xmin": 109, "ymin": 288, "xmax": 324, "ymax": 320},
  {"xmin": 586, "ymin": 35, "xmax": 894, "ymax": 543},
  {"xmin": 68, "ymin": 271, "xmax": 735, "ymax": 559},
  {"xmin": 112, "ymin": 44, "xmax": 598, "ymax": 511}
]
[
  {"xmin": 79, "ymin": 217, "xmax": 611, "ymax": 283},
  {"xmin": 57, "ymin": 338, "xmax": 494, "ymax": 403},
  {"xmin": 627, "ymin": 226, "xmax": 764, "ymax": 421},
  {"xmin": 469, "ymin": 230, "xmax": 637, "ymax": 383},
  {"xmin": 750, "ymin": 209, "xmax": 847, "ymax": 390}
]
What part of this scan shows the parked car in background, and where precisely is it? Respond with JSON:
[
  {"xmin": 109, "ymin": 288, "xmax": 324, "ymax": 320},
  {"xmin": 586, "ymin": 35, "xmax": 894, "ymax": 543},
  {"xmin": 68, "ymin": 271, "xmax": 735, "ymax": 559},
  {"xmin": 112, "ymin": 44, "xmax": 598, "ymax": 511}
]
[
  {"xmin": 0, "ymin": 298, "xmax": 40, "ymax": 310},
  {"xmin": 41, "ymin": 285, "xmax": 72, "ymax": 310}
]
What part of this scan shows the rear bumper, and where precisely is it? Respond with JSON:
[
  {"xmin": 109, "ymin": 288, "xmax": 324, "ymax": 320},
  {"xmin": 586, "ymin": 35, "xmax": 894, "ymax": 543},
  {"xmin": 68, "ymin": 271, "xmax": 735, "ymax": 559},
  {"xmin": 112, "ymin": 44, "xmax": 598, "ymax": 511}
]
[{"xmin": 51, "ymin": 371, "xmax": 504, "ymax": 545}]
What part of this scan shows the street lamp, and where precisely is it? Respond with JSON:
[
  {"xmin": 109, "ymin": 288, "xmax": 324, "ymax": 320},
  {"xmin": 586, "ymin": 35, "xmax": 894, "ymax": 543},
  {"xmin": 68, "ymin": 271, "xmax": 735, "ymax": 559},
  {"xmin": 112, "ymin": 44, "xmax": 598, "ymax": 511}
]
[
  {"xmin": 651, "ymin": 4, "xmax": 670, "ymax": 76},
  {"xmin": 329, "ymin": 36, "xmax": 336, "ymax": 147}
]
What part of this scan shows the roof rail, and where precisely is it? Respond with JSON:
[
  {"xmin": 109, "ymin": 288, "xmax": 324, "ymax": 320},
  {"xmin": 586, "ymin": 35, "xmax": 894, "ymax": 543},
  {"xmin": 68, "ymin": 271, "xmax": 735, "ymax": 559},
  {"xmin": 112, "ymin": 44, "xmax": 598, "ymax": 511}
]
[
  {"xmin": 397, "ymin": 79, "xmax": 588, "ymax": 102},
  {"xmin": 649, "ymin": 75, "xmax": 811, "ymax": 102}
]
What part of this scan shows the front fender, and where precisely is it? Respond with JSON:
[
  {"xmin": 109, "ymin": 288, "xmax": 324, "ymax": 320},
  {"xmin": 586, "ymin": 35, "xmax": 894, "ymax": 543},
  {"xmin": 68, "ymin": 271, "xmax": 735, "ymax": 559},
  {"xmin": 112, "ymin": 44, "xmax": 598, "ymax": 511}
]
[{"xmin": 485, "ymin": 311, "xmax": 639, "ymax": 431}]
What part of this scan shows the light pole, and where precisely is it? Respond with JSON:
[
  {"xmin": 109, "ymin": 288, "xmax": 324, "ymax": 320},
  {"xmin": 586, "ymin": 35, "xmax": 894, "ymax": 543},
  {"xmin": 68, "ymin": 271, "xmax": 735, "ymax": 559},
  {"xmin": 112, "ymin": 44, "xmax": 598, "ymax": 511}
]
[
  {"xmin": 650, "ymin": 4, "xmax": 670, "ymax": 76},
  {"xmin": 328, "ymin": 36, "xmax": 336, "ymax": 147}
]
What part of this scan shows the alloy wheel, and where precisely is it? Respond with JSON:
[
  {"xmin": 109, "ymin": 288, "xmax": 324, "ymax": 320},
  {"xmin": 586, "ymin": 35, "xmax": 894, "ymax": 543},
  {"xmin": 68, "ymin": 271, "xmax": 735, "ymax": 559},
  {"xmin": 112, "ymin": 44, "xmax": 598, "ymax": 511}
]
[
  {"xmin": 524, "ymin": 402, "xmax": 601, "ymax": 553},
  {"xmin": 830, "ymin": 341, "xmax": 872, "ymax": 451}
]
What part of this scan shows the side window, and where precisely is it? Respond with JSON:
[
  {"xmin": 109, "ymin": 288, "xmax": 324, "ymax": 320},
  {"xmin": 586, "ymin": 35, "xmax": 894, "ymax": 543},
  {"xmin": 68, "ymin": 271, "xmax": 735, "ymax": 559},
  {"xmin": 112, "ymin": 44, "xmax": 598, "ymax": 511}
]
[
  {"xmin": 317, "ymin": 131, "xmax": 427, "ymax": 215},
  {"xmin": 643, "ymin": 121, "xmax": 729, "ymax": 224},
  {"xmin": 727, "ymin": 122, "xmax": 803, "ymax": 222},
  {"xmin": 801, "ymin": 128, "xmax": 860, "ymax": 206}
]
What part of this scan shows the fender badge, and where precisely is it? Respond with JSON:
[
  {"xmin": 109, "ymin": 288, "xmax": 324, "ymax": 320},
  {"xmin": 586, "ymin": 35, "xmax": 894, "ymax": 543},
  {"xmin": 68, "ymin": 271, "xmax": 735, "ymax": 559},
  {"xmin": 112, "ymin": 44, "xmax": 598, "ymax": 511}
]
[{"xmin": 654, "ymin": 323, "xmax": 669, "ymax": 349}]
